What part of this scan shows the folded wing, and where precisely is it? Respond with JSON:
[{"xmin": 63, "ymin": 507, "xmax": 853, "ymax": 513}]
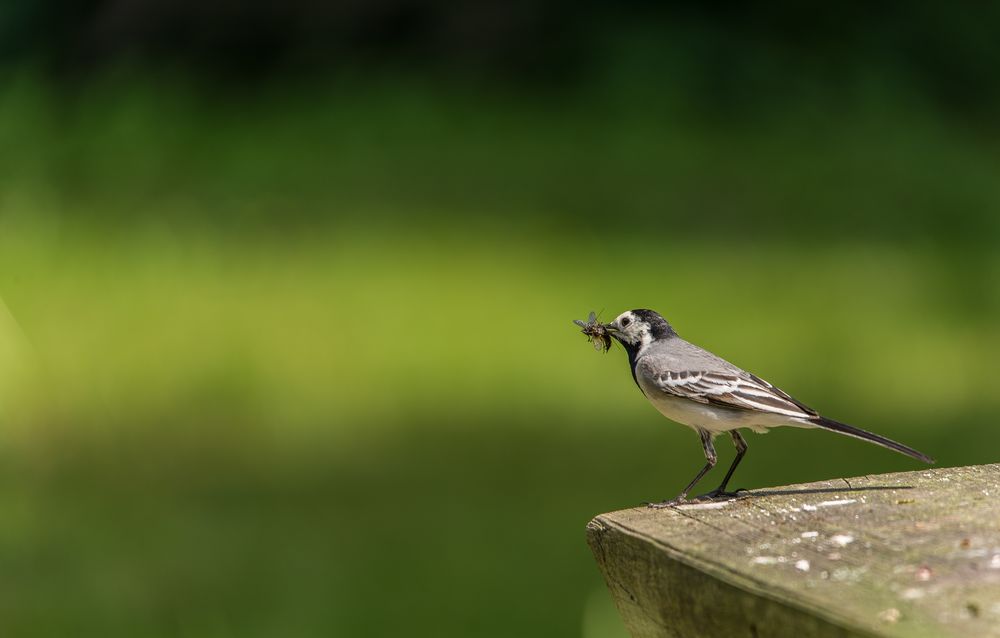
[{"xmin": 652, "ymin": 370, "xmax": 818, "ymax": 419}]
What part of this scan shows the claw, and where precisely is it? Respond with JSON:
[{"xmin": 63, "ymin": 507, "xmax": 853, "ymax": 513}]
[
  {"xmin": 692, "ymin": 488, "xmax": 747, "ymax": 502},
  {"xmin": 646, "ymin": 496, "xmax": 688, "ymax": 509}
]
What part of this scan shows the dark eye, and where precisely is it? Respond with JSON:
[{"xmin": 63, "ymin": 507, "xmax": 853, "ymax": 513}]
[{"xmin": 621, "ymin": 317, "xmax": 632, "ymax": 327}]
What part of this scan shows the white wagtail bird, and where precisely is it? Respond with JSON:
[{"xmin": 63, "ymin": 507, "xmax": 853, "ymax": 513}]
[{"xmin": 596, "ymin": 309, "xmax": 934, "ymax": 507}]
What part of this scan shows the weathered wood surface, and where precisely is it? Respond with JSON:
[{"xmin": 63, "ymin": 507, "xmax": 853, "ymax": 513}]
[{"xmin": 587, "ymin": 464, "xmax": 1000, "ymax": 638}]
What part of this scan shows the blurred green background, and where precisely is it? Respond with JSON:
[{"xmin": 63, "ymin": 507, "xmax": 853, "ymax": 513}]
[{"xmin": 0, "ymin": 3, "xmax": 998, "ymax": 636}]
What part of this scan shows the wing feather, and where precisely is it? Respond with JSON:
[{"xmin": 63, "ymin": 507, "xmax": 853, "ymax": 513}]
[{"xmin": 652, "ymin": 370, "xmax": 817, "ymax": 418}]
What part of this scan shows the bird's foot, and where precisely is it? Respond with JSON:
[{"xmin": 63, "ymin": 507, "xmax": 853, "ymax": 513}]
[
  {"xmin": 690, "ymin": 487, "xmax": 749, "ymax": 503},
  {"xmin": 644, "ymin": 496, "xmax": 689, "ymax": 509},
  {"xmin": 644, "ymin": 488, "xmax": 750, "ymax": 509}
]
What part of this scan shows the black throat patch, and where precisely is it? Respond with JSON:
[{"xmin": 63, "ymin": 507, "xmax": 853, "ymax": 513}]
[{"xmin": 622, "ymin": 339, "xmax": 644, "ymax": 390}]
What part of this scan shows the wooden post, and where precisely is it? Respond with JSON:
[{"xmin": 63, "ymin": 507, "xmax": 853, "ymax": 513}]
[{"xmin": 587, "ymin": 464, "xmax": 1000, "ymax": 638}]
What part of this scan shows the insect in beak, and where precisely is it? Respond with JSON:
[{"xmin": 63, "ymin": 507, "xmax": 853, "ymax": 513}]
[{"xmin": 574, "ymin": 311, "xmax": 613, "ymax": 353}]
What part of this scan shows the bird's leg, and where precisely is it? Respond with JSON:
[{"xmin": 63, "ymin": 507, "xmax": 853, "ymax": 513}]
[
  {"xmin": 648, "ymin": 430, "xmax": 715, "ymax": 508},
  {"xmin": 700, "ymin": 430, "xmax": 749, "ymax": 501}
]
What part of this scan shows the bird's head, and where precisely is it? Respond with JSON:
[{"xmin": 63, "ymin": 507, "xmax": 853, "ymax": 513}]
[{"xmin": 605, "ymin": 309, "xmax": 675, "ymax": 348}]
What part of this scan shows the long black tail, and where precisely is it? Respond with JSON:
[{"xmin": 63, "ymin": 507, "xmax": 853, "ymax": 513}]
[{"xmin": 809, "ymin": 416, "xmax": 935, "ymax": 464}]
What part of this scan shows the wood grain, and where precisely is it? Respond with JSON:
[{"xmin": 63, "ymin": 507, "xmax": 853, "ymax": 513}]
[{"xmin": 587, "ymin": 464, "xmax": 1000, "ymax": 638}]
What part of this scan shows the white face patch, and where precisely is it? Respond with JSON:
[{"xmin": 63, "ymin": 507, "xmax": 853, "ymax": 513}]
[{"xmin": 612, "ymin": 311, "xmax": 654, "ymax": 348}]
